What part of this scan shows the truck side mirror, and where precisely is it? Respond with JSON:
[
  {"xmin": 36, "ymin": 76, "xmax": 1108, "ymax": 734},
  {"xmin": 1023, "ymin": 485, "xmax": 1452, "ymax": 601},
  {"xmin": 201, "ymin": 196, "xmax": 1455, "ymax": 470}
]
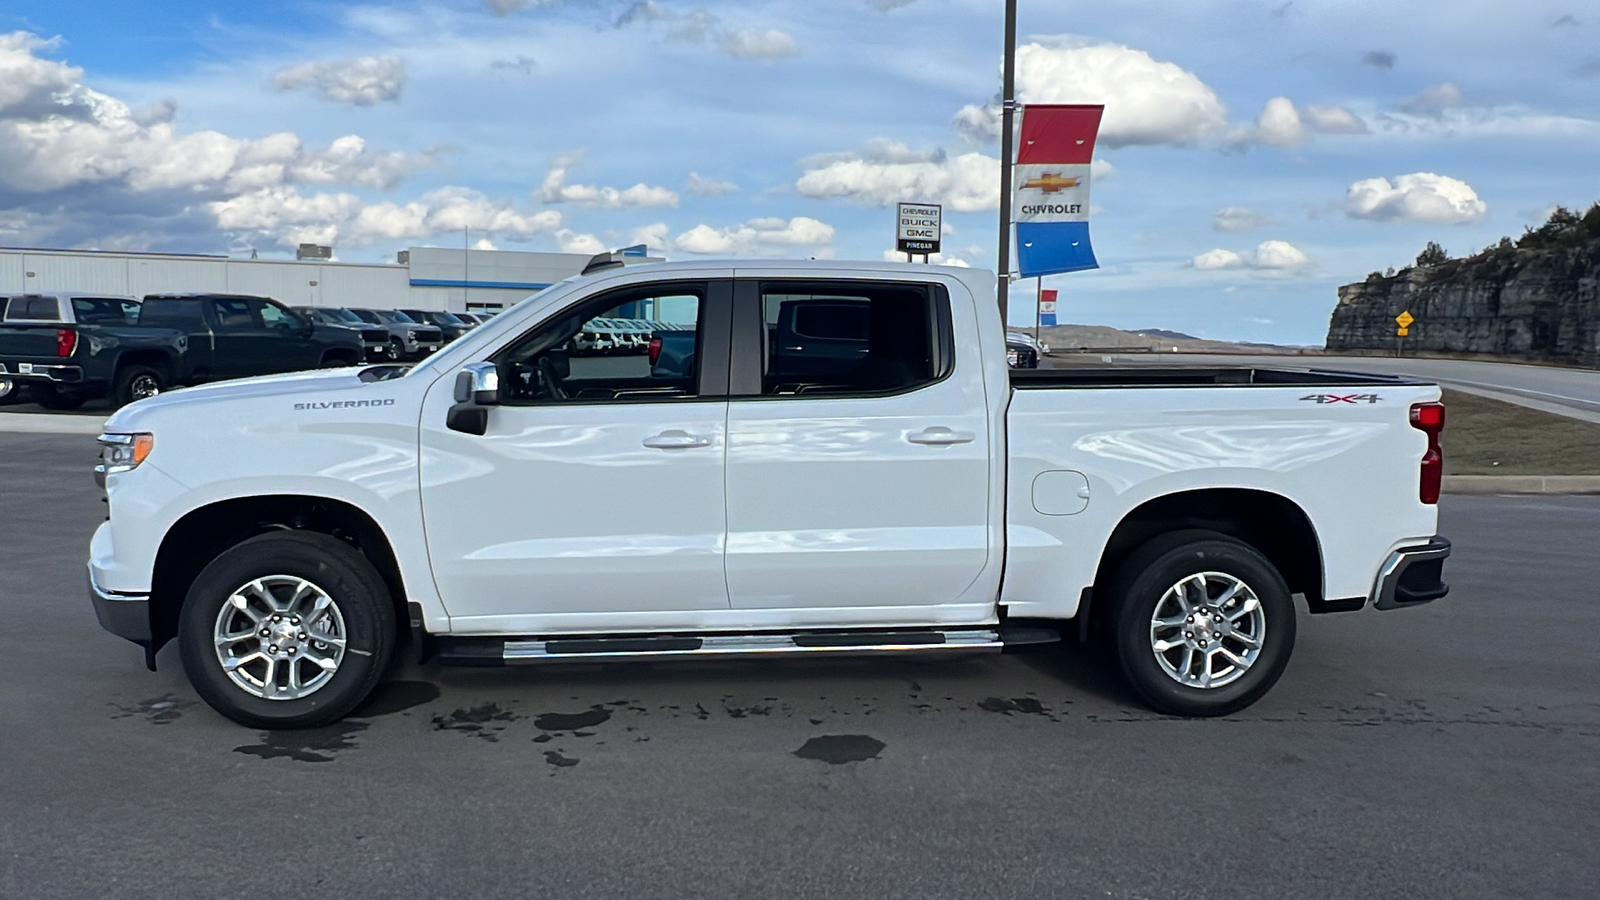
[{"xmin": 453, "ymin": 361, "xmax": 501, "ymax": 406}]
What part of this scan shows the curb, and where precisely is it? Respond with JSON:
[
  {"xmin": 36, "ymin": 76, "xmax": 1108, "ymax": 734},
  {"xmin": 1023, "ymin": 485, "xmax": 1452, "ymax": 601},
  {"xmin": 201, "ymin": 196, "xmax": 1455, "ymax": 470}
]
[
  {"xmin": 1444, "ymin": 475, "xmax": 1600, "ymax": 495},
  {"xmin": 0, "ymin": 413, "xmax": 109, "ymax": 435}
]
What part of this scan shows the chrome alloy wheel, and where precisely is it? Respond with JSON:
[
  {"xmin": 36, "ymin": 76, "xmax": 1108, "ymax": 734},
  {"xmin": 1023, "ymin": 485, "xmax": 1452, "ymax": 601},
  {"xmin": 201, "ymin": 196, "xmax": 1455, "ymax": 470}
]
[
  {"xmin": 1149, "ymin": 571, "xmax": 1266, "ymax": 689},
  {"xmin": 129, "ymin": 374, "xmax": 162, "ymax": 401},
  {"xmin": 212, "ymin": 576, "xmax": 348, "ymax": 700}
]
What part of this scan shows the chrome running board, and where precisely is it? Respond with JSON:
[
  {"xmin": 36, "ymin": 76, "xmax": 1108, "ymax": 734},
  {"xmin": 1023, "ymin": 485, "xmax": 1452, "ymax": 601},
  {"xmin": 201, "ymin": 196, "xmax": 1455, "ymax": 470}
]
[{"xmin": 434, "ymin": 627, "xmax": 1059, "ymax": 667}]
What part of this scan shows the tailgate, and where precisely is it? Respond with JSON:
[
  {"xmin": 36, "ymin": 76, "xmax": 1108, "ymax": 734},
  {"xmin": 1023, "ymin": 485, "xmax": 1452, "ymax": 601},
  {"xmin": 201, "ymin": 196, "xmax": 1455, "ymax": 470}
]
[{"xmin": 0, "ymin": 323, "xmax": 70, "ymax": 361}]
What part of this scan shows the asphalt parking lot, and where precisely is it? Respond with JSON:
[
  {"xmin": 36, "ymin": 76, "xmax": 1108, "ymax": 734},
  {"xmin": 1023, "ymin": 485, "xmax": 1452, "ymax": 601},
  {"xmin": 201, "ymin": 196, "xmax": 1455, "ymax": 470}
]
[{"xmin": 2, "ymin": 431, "xmax": 1597, "ymax": 899}]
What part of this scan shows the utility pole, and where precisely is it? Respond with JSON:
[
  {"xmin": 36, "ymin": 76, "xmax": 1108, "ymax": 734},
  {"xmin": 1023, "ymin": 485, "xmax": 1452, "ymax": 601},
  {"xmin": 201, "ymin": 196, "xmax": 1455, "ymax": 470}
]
[
  {"xmin": 463, "ymin": 226, "xmax": 470, "ymax": 312},
  {"xmin": 995, "ymin": 0, "xmax": 1019, "ymax": 323}
]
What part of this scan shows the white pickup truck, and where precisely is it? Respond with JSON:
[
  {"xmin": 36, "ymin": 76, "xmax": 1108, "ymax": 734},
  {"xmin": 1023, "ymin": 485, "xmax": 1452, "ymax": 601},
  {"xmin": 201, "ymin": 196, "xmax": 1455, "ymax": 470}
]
[{"xmin": 88, "ymin": 259, "xmax": 1451, "ymax": 728}]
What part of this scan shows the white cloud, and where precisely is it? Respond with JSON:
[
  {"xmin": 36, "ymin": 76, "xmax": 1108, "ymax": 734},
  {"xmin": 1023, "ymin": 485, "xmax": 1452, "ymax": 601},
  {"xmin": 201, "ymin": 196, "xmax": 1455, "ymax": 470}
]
[
  {"xmin": 952, "ymin": 40, "xmax": 1227, "ymax": 148},
  {"xmin": 718, "ymin": 28, "xmax": 799, "ymax": 60},
  {"xmin": 1212, "ymin": 207, "xmax": 1278, "ymax": 233},
  {"xmin": 209, "ymin": 185, "xmax": 564, "ymax": 251},
  {"xmin": 0, "ymin": 33, "xmax": 77, "ymax": 118},
  {"xmin": 485, "ymin": 0, "xmax": 559, "ymax": 15},
  {"xmin": 674, "ymin": 216, "xmax": 834, "ymax": 255},
  {"xmin": 796, "ymin": 141, "xmax": 998, "ymax": 211},
  {"xmin": 880, "ymin": 249, "xmax": 970, "ymax": 266},
  {"xmin": 1344, "ymin": 172, "xmax": 1487, "ymax": 224},
  {"xmin": 271, "ymin": 56, "xmax": 406, "ymax": 107},
  {"xmin": 538, "ymin": 153, "xmax": 679, "ymax": 208},
  {"xmin": 1394, "ymin": 82, "xmax": 1463, "ymax": 118},
  {"xmin": 867, "ymin": 0, "xmax": 919, "ymax": 9},
  {"xmin": 1303, "ymin": 104, "xmax": 1369, "ymax": 134},
  {"xmin": 554, "ymin": 229, "xmax": 607, "ymax": 254},
  {"xmin": 212, "ymin": 187, "xmax": 364, "ymax": 248},
  {"xmin": 1191, "ymin": 240, "xmax": 1311, "ymax": 270},
  {"xmin": 686, "ymin": 172, "xmax": 740, "ymax": 196},
  {"xmin": 1250, "ymin": 239, "xmax": 1311, "ymax": 269},
  {"xmin": 1253, "ymin": 96, "xmax": 1306, "ymax": 146},
  {"xmin": 1192, "ymin": 248, "xmax": 1244, "ymax": 270}
]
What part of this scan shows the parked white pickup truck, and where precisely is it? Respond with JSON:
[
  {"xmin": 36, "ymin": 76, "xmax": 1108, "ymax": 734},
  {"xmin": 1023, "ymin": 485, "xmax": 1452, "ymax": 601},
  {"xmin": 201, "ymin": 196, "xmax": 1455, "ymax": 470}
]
[{"xmin": 88, "ymin": 259, "xmax": 1450, "ymax": 728}]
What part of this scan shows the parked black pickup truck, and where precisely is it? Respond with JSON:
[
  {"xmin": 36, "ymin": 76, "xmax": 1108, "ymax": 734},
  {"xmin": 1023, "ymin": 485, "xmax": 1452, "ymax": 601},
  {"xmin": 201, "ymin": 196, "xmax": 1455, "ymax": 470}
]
[
  {"xmin": 0, "ymin": 293, "xmax": 188, "ymax": 409},
  {"xmin": 0, "ymin": 292, "xmax": 365, "ymax": 409}
]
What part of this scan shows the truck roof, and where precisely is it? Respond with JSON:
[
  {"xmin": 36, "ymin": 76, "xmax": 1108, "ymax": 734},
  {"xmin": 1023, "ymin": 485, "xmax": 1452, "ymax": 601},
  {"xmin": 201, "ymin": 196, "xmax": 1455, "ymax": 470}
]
[{"xmin": 142, "ymin": 293, "xmax": 278, "ymax": 301}]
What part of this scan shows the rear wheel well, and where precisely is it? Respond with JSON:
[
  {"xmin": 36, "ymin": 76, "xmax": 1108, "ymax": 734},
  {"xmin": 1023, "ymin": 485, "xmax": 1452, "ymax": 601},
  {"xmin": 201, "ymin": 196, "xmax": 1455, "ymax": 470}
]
[
  {"xmin": 320, "ymin": 348, "xmax": 361, "ymax": 367},
  {"xmin": 148, "ymin": 496, "xmax": 405, "ymax": 656},
  {"xmin": 114, "ymin": 350, "xmax": 174, "ymax": 379},
  {"xmin": 1086, "ymin": 489, "xmax": 1324, "ymax": 632}
]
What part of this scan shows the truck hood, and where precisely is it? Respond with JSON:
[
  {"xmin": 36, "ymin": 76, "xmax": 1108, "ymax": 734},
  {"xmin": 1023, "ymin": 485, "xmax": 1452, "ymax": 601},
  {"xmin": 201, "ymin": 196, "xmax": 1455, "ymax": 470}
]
[{"xmin": 104, "ymin": 366, "xmax": 395, "ymax": 432}]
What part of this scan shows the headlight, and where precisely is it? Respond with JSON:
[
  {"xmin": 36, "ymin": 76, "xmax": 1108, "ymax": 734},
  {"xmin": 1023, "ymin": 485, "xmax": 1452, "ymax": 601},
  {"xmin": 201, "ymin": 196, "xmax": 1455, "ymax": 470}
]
[
  {"xmin": 1006, "ymin": 348, "xmax": 1020, "ymax": 367},
  {"xmin": 98, "ymin": 432, "xmax": 154, "ymax": 476}
]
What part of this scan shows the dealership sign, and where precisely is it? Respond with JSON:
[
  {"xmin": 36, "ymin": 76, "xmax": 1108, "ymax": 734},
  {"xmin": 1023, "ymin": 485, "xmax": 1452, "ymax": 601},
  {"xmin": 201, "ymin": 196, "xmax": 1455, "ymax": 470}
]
[
  {"xmin": 1039, "ymin": 288, "xmax": 1058, "ymax": 327},
  {"xmin": 896, "ymin": 202, "xmax": 942, "ymax": 255},
  {"xmin": 1014, "ymin": 104, "xmax": 1103, "ymax": 278}
]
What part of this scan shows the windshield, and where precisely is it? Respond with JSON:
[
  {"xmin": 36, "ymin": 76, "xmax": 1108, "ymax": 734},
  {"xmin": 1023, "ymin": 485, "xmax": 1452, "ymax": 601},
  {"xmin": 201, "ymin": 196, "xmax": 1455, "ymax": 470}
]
[
  {"xmin": 386, "ymin": 310, "xmax": 418, "ymax": 324},
  {"xmin": 321, "ymin": 308, "xmax": 365, "ymax": 324},
  {"xmin": 349, "ymin": 309, "xmax": 382, "ymax": 325}
]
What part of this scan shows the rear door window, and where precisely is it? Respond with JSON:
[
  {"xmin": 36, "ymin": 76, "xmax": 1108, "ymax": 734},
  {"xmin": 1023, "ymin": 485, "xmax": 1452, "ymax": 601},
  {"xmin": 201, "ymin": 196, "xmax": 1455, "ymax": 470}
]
[
  {"xmin": 748, "ymin": 282, "xmax": 951, "ymax": 397},
  {"xmin": 71, "ymin": 297, "xmax": 140, "ymax": 325},
  {"xmin": 211, "ymin": 298, "xmax": 256, "ymax": 330}
]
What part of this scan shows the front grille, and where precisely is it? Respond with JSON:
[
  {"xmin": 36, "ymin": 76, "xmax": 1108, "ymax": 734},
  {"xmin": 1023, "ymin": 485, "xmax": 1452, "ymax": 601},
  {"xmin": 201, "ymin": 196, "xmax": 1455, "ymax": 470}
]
[
  {"xmin": 361, "ymin": 329, "xmax": 389, "ymax": 343},
  {"xmin": 414, "ymin": 328, "xmax": 444, "ymax": 343}
]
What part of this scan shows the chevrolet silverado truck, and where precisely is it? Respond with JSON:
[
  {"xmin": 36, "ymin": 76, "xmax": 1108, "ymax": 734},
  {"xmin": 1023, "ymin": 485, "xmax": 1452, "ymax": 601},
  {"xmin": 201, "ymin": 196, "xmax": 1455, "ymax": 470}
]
[
  {"xmin": 0, "ymin": 293, "xmax": 187, "ymax": 409},
  {"xmin": 87, "ymin": 260, "xmax": 1450, "ymax": 729}
]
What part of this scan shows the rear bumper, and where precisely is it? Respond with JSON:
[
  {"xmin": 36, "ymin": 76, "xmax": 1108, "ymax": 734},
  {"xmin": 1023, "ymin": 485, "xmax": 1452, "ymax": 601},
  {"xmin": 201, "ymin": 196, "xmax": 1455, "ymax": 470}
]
[
  {"xmin": 1371, "ymin": 537, "xmax": 1451, "ymax": 610},
  {"xmin": 88, "ymin": 566, "xmax": 151, "ymax": 644},
  {"xmin": 0, "ymin": 362, "xmax": 84, "ymax": 383}
]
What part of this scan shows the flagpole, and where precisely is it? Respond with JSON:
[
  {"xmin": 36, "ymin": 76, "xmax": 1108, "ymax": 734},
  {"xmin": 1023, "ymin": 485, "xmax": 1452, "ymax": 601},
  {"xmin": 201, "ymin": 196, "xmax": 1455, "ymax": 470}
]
[
  {"xmin": 1035, "ymin": 276, "xmax": 1042, "ymax": 345},
  {"xmin": 995, "ymin": 0, "xmax": 1018, "ymax": 323}
]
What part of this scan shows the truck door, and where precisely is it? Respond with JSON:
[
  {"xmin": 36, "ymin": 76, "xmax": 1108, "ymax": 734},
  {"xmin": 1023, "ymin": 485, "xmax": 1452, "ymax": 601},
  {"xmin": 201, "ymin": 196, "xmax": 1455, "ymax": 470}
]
[
  {"xmin": 418, "ymin": 279, "xmax": 734, "ymax": 629},
  {"xmin": 723, "ymin": 278, "xmax": 994, "ymax": 619}
]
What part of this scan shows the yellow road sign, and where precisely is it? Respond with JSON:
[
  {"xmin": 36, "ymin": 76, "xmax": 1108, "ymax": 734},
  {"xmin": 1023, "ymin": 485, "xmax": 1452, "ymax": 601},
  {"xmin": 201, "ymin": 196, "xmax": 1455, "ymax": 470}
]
[
  {"xmin": 1395, "ymin": 310, "xmax": 1415, "ymax": 328},
  {"xmin": 1397, "ymin": 326, "xmax": 1410, "ymax": 337}
]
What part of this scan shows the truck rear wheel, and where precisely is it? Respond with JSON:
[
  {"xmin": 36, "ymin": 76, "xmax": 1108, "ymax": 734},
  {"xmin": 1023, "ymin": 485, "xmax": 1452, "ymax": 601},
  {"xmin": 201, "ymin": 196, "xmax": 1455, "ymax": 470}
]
[
  {"xmin": 1108, "ymin": 530, "xmax": 1295, "ymax": 717},
  {"xmin": 112, "ymin": 364, "xmax": 166, "ymax": 407},
  {"xmin": 177, "ymin": 531, "xmax": 395, "ymax": 729}
]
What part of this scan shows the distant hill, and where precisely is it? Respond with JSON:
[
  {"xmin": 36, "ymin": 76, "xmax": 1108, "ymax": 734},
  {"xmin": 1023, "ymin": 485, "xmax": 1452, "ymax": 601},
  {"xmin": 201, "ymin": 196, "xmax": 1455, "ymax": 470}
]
[{"xmin": 1023, "ymin": 323, "xmax": 1309, "ymax": 355}]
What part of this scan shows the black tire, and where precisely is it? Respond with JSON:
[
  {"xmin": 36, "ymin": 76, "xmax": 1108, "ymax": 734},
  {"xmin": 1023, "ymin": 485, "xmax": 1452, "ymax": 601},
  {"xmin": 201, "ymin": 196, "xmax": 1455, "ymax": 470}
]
[
  {"xmin": 388, "ymin": 339, "xmax": 404, "ymax": 361},
  {"xmin": 111, "ymin": 364, "xmax": 166, "ymax": 408},
  {"xmin": 1108, "ymin": 530, "xmax": 1296, "ymax": 717},
  {"xmin": 178, "ymin": 531, "xmax": 396, "ymax": 729},
  {"xmin": 34, "ymin": 385, "xmax": 87, "ymax": 410},
  {"xmin": 320, "ymin": 352, "xmax": 358, "ymax": 368}
]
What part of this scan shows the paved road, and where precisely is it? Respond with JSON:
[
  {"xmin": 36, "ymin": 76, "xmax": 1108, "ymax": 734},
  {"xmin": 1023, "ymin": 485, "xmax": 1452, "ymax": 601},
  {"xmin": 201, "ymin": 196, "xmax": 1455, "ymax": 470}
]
[
  {"xmin": 2, "ymin": 431, "xmax": 1597, "ymax": 899},
  {"xmin": 1051, "ymin": 353, "xmax": 1600, "ymax": 422}
]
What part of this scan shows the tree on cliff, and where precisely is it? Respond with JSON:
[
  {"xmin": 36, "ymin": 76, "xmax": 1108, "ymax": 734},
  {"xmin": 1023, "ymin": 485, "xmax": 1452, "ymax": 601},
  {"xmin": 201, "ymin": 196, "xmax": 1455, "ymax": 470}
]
[
  {"xmin": 1516, "ymin": 202, "xmax": 1600, "ymax": 250},
  {"xmin": 1416, "ymin": 242, "xmax": 1450, "ymax": 267}
]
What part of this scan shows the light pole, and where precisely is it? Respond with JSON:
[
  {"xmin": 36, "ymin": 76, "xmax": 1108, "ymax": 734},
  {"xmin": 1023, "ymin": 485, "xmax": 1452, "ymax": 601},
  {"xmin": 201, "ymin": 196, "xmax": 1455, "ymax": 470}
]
[{"xmin": 995, "ymin": 0, "xmax": 1019, "ymax": 323}]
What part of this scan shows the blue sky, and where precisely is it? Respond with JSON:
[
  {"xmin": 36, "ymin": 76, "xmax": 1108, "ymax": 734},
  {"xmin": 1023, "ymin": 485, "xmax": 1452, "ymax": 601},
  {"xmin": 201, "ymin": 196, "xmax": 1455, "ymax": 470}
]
[{"xmin": 1, "ymin": 0, "xmax": 1596, "ymax": 343}]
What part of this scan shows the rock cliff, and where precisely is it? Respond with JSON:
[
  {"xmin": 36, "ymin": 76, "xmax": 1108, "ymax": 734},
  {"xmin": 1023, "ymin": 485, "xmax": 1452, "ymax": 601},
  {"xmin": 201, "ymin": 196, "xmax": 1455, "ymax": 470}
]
[{"xmin": 1326, "ymin": 240, "xmax": 1600, "ymax": 365}]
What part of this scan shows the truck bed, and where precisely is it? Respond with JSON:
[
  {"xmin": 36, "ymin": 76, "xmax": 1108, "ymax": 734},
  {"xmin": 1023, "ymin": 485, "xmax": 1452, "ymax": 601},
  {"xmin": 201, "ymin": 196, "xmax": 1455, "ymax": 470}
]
[{"xmin": 1009, "ymin": 366, "xmax": 1428, "ymax": 388}]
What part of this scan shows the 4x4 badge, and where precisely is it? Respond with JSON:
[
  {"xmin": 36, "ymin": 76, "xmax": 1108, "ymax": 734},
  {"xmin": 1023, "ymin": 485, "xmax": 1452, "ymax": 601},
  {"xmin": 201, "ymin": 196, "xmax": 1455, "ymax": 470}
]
[{"xmin": 1300, "ymin": 393, "xmax": 1382, "ymax": 404}]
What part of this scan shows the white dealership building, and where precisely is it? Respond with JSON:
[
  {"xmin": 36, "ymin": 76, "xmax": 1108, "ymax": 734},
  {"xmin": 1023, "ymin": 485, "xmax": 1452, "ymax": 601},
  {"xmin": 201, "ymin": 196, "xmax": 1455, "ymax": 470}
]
[{"xmin": 0, "ymin": 244, "xmax": 661, "ymax": 314}]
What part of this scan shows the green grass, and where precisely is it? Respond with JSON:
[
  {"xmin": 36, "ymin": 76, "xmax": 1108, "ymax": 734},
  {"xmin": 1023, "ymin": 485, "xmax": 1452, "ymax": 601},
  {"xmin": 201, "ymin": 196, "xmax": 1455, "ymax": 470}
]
[{"xmin": 1442, "ymin": 389, "xmax": 1600, "ymax": 475}]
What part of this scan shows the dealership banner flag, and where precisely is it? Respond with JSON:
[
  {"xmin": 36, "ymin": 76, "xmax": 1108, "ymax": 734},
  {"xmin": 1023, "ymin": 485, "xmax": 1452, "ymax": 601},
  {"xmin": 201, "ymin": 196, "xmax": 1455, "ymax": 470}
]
[{"xmin": 1014, "ymin": 104, "xmax": 1103, "ymax": 278}]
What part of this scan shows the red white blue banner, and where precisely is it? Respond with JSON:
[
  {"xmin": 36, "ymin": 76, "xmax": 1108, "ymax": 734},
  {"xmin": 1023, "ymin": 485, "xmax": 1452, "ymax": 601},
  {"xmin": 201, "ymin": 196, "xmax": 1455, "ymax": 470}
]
[{"xmin": 1014, "ymin": 104, "xmax": 1103, "ymax": 278}]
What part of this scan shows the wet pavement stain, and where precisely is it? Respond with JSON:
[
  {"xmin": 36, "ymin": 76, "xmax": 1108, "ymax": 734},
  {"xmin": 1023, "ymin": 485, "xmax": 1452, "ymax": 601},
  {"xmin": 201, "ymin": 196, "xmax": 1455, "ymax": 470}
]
[
  {"xmin": 111, "ymin": 693, "xmax": 194, "ymax": 725},
  {"xmin": 353, "ymin": 681, "xmax": 440, "ymax": 717},
  {"xmin": 234, "ymin": 721, "xmax": 369, "ymax": 763},
  {"xmin": 532, "ymin": 734, "xmax": 553, "ymax": 743},
  {"xmin": 533, "ymin": 706, "xmax": 611, "ymax": 731},
  {"xmin": 431, "ymin": 703, "xmax": 522, "ymax": 741},
  {"xmin": 543, "ymin": 750, "xmax": 579, "ymax": 768},
  {"xmin": 793, "ymin": 734, "xmax": 885, "ymax": 765},
  {"xmin": 977, "ymin": 697, "xmax": 1059, "ymax": 720}
]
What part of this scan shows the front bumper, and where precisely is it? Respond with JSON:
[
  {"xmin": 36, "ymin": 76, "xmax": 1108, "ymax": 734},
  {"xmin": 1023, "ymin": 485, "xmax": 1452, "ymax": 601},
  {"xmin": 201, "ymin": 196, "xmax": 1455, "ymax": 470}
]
[
  {"xmin": 1371, "ymin": 537, "xmax": 1451, "ymax": 610},
  {"xmin": 88, "ymin": 566, "xmax": 150, "ymax": 644}
]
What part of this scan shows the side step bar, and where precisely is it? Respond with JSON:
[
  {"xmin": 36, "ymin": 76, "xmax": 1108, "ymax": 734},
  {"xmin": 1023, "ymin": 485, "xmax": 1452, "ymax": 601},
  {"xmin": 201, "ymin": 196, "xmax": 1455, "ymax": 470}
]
[{"xmin": 435, "ymin": 626, "xmax": 1060, "ymax": 667}]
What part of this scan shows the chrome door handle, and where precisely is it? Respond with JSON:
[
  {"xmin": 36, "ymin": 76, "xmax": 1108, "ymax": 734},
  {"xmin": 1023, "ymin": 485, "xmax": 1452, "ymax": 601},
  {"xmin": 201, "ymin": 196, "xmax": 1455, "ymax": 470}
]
[
  {"xmin": 907, "ymin": 427, "xmax": 975, "ymax": 446},
  {"xmin": 643, "ymin": 430, "xmax": 711, "ymax": 450}
]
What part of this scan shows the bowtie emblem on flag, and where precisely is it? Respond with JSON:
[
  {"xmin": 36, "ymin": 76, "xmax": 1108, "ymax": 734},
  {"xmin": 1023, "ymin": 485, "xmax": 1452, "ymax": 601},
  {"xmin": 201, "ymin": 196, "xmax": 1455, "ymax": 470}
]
[{"xmin": 1014, "ymin": 104, "xmax": 1104, "ymax": 278}]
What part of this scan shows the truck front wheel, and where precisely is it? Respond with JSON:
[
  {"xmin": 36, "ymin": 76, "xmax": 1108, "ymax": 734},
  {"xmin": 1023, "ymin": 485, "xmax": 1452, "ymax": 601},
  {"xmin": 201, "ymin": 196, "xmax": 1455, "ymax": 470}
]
[
  {"xmin": 1108, "ymin": 531, "xmax": 1295, "ymax": 717},
  {"xmin": 177, "ymin": 531, "xmax": 395, "ymax": 729}
]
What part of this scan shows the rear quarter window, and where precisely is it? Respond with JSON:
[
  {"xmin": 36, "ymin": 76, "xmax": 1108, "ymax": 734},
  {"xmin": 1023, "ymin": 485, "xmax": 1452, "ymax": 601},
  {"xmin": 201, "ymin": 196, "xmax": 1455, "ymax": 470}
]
[{"xmin": 3, "ymin": 296, "xmax": 64, "ymax": 321}]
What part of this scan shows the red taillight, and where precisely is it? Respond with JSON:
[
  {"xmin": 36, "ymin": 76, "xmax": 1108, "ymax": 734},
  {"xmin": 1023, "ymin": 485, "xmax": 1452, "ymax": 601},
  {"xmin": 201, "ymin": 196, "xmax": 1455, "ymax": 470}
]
[
  {"xmin": 1410, "ymin": 402, "xmax": 1445, "ymax": 504},
  {"xmin": 648, "ymin": 336, "xmax": 662, "ymax": 366},
  {"xmin": 56, "ymin": 328, "xmax": 78, "ymax": 358}
]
